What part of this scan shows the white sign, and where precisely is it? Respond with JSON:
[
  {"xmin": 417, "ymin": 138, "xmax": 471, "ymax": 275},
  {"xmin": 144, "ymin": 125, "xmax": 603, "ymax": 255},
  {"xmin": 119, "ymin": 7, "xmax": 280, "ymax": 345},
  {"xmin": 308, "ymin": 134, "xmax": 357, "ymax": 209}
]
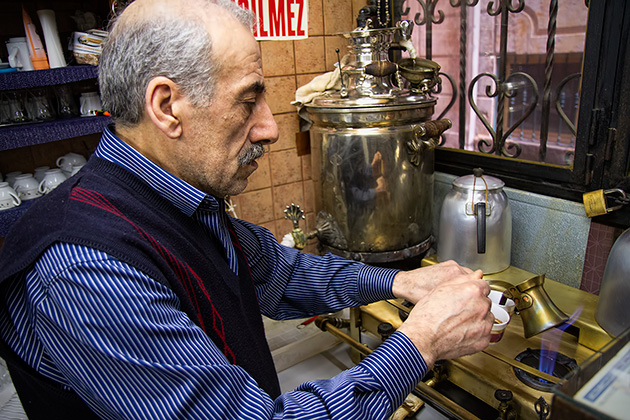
[
  {"xmin": 233, "ymin": 0, "xmax": 309, "ymax": 40},
  {"xmin": 575, "ymin": 340, "xmax": 630, "ymax": 420}
]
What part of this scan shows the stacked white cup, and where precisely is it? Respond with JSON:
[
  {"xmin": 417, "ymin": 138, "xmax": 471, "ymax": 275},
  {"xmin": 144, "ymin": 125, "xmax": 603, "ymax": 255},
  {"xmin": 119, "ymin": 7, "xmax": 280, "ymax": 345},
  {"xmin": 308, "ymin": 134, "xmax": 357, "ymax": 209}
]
[
  {"xmin": 0, "ymin": 182, "xmax": 21, "ymax": 210},
  {"xmin": 5, "ymin": 171, "xmax": 22, "ymax": 187},
  {"xmin": 13, "ymin": 173, "xmax": 42, "ymax": 201},
  {"xmin": 33, "ymin": 166, "xmax": 50, "ymax": 182},
  {"xmin": 56, "ymin": 152, "xmax": 87, "ymax": 177},
  {"xmin": 38, "ymin": 168, "xmax": 68, "ymax": 194}
]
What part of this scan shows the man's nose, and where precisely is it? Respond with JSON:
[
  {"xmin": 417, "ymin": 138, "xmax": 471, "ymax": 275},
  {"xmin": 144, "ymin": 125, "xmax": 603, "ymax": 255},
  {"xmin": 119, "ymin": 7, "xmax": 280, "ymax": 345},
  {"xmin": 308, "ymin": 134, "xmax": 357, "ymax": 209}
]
[{"xmin": 251, "ymin": 98, "xmax": 279, "ymax": 145}]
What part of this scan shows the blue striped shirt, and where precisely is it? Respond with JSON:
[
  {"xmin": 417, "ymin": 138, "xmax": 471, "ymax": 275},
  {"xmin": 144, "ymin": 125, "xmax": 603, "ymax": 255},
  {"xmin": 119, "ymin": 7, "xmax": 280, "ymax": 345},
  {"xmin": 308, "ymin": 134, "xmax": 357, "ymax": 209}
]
[{"xmin": 0, "ymin": 127, "xmax": 428, "ymax": 419}]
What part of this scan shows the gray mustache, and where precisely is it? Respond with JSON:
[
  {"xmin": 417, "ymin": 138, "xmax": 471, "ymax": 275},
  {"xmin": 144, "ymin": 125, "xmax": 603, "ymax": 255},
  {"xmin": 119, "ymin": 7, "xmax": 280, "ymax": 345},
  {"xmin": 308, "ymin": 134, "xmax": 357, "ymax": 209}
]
[{"xmin": 238, "ymin": 143, "xmax": 266, "ymax": 166}]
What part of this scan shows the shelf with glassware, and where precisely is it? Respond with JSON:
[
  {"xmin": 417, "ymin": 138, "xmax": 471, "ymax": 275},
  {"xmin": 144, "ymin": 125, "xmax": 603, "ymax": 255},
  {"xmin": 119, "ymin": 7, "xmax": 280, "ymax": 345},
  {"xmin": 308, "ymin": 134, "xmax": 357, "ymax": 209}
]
[
  {"xmin": 0, "ymin": 65, "xmax": 108, "ymax": 235},
  {"xmin": 0, "ymin": 65, "xmax": 110, "ymax": 152}
]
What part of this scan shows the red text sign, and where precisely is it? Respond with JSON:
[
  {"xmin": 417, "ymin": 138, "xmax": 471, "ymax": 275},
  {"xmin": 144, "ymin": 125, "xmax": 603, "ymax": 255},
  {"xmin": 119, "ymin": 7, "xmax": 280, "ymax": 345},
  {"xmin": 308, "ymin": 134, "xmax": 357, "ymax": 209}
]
[{"xmin": 234, "ymin": 0, "xmax": 309, "ymax": 40}]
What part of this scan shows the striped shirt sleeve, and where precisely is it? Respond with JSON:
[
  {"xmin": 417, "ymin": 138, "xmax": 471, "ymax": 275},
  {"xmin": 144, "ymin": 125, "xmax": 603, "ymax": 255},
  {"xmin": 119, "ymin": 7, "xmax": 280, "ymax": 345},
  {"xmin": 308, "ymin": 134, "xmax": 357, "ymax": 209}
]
[
  {"xmin": 231, "ymin": 218, "xmax": 399, "ymax": 319},
  {"xmin": 12, "ymin": 242, "xmax": 426, "ymax": 419}
]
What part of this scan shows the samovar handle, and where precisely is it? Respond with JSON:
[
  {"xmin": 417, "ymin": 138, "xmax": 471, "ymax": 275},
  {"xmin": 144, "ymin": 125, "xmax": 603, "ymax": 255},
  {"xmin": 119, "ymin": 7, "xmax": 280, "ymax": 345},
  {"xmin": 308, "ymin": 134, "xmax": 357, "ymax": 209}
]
[{"xmin": 406, "ymin": 119, "xmax": 452, "ymax": 167}]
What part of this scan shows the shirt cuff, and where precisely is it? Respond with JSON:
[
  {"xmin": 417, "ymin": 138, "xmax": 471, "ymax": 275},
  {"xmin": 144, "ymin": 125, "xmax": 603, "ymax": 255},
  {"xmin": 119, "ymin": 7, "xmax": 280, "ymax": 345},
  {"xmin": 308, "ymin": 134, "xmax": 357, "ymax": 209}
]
[
  {"xmin": 357, "ymin": 264, "xmax": 399, "ymax": 303},
  {"xmin": 359, "ymin": 331, "xmax": 428, "ymax": 409}
]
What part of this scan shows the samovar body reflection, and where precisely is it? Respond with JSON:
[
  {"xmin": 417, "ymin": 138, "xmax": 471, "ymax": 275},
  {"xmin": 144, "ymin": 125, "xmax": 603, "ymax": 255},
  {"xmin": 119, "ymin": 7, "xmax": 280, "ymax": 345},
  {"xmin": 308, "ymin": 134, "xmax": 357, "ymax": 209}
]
[{"xmin": 304, "ymin": 22, "xmax": 450, "ymax": 262}]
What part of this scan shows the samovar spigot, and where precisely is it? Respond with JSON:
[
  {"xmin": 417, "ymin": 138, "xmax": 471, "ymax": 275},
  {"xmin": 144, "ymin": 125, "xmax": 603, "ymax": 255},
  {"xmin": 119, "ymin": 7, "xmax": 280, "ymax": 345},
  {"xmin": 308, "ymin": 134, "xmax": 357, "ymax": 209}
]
[{"xmin": 284, "ymin": 203, "xmax": 308, "ymax": 250}]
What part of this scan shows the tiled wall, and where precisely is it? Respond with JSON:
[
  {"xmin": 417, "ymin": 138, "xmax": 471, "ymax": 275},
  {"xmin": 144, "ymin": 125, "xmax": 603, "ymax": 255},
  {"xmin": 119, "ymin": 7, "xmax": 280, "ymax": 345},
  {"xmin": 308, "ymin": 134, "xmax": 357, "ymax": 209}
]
[{"xmin": 229, "ymin": 0, "xmax": 367, "ymax": 254}]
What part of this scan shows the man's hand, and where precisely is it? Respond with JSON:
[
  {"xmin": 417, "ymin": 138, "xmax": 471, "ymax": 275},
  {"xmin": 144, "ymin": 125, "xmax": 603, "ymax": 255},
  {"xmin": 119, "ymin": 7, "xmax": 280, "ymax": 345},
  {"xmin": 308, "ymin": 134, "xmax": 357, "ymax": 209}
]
[
  {"xmin": 395, "ymin": 267, "xmax": 493, "ymax": 367},
  {"xmin": 392, "ymin": 260, "xmax": 475, "ymax": 304}
]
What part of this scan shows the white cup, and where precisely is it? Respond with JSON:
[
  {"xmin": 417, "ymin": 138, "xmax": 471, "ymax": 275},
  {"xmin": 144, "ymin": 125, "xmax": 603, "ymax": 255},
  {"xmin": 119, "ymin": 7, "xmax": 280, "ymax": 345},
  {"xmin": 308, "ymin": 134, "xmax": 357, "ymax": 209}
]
[
  {"xmin": 490, "ymin": 303, "xmax": 510, "ymax": 344},
  {"xmin": 12, "ymin": 173, "xmax": 42, "ymax": 201},
  {"xmin": 38, "ymin": 169, "xmax": 68, "ymax": 194},
  {"xmin": 5, "ymin": 37, "xmax": 34, "ymax": 71},
  {"xmin": 56, "ymin": 152, "xmax": 87, "ymax": 176},
  {"xmin": 489, "ymin": 290, "xmax": 516, "ymax": 316},
  {"xmin": 0, "ymin": 182, "xmax": 22, "ymax": 210},
  {"xmin": 5, "ymin": 171, "xmax": 22, "ymax": 187},
  {"xmin": 79, "ymin": 92, "xmax": 102, "ymax": 116},
  {"xmin": 33, "ymin": 166, "xmax": 50, "ymax": 182},
  {"xmin": 69, "ymin": 164, "xmax": 85, "ymax": 177}
]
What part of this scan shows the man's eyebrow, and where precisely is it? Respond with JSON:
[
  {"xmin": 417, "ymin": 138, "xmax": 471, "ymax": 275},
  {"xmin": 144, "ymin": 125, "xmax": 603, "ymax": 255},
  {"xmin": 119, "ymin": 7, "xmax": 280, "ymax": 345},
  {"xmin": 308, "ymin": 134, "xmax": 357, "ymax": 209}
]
[
  {"xmin": 238, "ymin": 81, "xmax": 266, "ymax": 98},
  {"xmin": 252, "ymin": 81, "xmax": 266, "ymax": 94},
  {"xmin": 245, "ymin": 81, "xmax": 265, "ymax": 94}
]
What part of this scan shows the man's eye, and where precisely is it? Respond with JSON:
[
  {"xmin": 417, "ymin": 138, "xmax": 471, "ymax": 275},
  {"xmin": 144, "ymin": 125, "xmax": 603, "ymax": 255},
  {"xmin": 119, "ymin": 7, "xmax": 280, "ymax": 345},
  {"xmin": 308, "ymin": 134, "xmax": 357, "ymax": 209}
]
[{"xmin": 242, "ymin": 100, "xmax": 256, "ymax": 111}]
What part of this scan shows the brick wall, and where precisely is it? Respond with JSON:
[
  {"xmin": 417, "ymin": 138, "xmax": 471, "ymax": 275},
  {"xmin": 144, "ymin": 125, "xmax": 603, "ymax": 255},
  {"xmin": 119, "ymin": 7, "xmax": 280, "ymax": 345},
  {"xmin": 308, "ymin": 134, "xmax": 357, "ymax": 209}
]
[{"xmin": 230, "ymin": 0, "xmax": 366, "ymax": 254}]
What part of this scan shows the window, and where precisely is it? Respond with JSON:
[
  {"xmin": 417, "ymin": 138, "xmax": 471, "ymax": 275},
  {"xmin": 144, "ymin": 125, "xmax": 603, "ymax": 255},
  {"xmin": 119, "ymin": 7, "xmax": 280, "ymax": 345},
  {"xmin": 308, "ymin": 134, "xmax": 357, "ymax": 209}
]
[{"xmin": 397, "ymin": 0, "xmax": 630, "ymax": 227}]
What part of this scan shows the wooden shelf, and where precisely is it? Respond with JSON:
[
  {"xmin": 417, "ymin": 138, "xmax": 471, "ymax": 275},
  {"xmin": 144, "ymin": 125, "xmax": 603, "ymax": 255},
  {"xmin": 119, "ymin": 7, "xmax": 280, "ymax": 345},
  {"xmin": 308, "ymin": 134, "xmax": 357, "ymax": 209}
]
[
  {"xmin": 0, "ymin": 65, "xmax": 103, "ymax": 236},
  {"xmin": 0, "ymin": 65, "xmax": 99, "ymax": 91},
  {"xmin": 0, "ymin": 116, "xmax": 109, "ymax": 151}
]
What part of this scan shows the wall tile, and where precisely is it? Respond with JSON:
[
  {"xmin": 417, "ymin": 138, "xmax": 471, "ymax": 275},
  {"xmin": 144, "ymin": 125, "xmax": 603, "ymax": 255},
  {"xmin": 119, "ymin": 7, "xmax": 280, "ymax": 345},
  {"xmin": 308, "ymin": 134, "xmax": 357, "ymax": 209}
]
[
  {"xmin": 270, "ymin": 148, "xmax": 303, "ymax": 186},
  {"xmin": 301, "ymin": 154, "xmax": 312, "ymax": 180},
  {"xmin": 266, "ymin": 76, "xmax": 297, "ymax": 114},
  {"xmin": 580, "ymin": 223, "xmax": 620, "ymax": 295},
  {"xmin": 261, "ymin": 40, "xmax": 295, "ymax": 77},
  {"xmin": 238, "ymin": 187, "xmax": 275, "ymax": 224},
  {"xmin": 323, "ymin": 0, "xmax": 354, "ymax": 35},
  {"xmin": 296, "ymin": 72, "xmax": 326, "ymax": 91},
  {"xmin": 351, "ymin": 0, "xmax": 368, "ymax": 20},
  {"xmin": 244, "ymin": 153, "xmax": 271, "ymax": 192},
  {"xmin": 272, "ymin": 181, "xmax": 305, "ymax": 220},
  {"xmin": 324, "ymin": 35, "xmax": 350, "ymax": 69},
  {"xmin": 303, "ymin": 179, "xmax": 315, "ymax": 213},
  {"xmin": 295, "ymin": 36, "xmax": 326, "ymax": 74},
  {"xmin": 271, "ymin": 113, "xmax": 300, "ymax": 152},
  {"xmin": 308, "ymin": 0, "xmax": 324, "ymax": 36}
]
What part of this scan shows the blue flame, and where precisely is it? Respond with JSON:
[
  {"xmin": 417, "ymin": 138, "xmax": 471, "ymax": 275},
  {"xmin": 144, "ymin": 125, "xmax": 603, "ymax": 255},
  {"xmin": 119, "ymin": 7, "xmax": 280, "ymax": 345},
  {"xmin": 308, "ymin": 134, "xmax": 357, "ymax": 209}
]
[{"xmin": 538, "ymin": 307, "xmax": 582, "ymax": 379}]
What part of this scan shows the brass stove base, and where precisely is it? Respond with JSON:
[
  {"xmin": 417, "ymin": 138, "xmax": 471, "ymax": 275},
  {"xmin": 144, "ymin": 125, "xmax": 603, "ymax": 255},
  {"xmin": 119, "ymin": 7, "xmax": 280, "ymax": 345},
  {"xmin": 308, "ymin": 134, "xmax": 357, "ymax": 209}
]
[{"xmin": 321, "ymin": 258, "xmax": 615, "ymax": 420}]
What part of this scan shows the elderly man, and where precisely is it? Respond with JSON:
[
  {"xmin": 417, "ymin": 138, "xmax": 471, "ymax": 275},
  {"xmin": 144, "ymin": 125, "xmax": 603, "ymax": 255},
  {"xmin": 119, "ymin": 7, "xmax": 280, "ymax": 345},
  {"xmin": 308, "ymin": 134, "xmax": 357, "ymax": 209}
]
[{"xmin": 0, "ymin": 1, "xmax": 492, "ymax": 419}]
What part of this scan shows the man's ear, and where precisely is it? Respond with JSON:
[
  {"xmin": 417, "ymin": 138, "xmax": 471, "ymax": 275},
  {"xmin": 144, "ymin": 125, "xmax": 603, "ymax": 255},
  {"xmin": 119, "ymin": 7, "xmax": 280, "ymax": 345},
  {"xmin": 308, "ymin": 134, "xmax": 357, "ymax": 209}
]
[{"xmin": 145, "ymin": 76, "xmax": 186, "ymax": 139}]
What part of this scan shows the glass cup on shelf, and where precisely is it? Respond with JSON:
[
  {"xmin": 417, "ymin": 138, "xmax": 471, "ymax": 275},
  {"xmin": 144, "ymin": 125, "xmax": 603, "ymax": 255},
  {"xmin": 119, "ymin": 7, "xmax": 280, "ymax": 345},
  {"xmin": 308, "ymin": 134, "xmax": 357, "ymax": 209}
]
[
  {"xmin": 0, "ymin": 93, "xmax": 12, "ymax": 125},
  {"xmin": 28, "ymin": 88, "xmax": 56, "ymax": 122},
  {"xmin": 6, "ymin": 91, "xmax": 31, "ymax": 124},
  {"xmin": 53, "ymin": 85, "xmax": 79, "ymax": 118}
]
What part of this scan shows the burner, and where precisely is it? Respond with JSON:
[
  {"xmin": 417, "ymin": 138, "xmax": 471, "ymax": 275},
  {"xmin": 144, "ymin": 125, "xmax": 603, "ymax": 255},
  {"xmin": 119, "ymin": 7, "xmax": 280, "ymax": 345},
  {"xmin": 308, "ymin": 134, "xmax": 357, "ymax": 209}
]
[{"xmin": 513, "ymin": 348, "xmax": 577, "ymax": 391}]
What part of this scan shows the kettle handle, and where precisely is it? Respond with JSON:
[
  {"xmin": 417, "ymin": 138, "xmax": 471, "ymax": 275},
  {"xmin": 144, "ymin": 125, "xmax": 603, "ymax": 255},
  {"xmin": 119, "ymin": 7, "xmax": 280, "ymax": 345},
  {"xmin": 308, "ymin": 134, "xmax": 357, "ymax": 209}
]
[{"xmin": 475, "ymin": 202, "xmax": 486, "ymax": 253}]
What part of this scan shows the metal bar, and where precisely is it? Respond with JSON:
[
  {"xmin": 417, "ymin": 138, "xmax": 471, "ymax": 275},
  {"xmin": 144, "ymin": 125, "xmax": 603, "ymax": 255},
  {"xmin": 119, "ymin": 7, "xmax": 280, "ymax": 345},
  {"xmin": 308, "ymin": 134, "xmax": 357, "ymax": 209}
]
[
  {"xmin": 316, "ymin": 316, "xmax": 483, "ymax": 420},
  {"xmin": 495, "ymin": 0, "xmax": 509, "ymax": 156},
  {"xmin": 426, "ymin": 4, "xmax": 433, "ymax": 59},
  {"xmin": 459, "ymin": 1, "xmax": 468, "ymax": 149},
  {"xmin": 482, "ymin": 348, "xmax": 560, "ymax": 384},
  {"xmin": 388, "ymin": 301, "xmax": 562, "ymax": 384},
  {"xmin": 315, "ymin": 316, "xmax": 374, "ymax": 357},
  {"xmin": 539, "ymin": 0, "xmax": 558, "ymax": 162}
]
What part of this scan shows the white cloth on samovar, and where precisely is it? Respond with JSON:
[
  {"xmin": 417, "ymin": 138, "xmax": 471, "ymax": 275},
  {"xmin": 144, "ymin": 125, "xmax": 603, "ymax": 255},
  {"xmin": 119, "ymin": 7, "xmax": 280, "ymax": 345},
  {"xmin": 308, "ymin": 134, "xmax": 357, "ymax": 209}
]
[{"xmin": 292, "ymin": 67, "xmax": 341, "ymax": 105}]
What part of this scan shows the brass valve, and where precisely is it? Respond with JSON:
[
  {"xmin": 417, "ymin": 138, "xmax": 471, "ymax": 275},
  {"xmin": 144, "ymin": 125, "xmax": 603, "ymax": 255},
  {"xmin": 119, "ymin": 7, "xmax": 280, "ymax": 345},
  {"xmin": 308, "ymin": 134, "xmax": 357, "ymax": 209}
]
[{"xmin": 284, "ymin": 203, "xmax": 308, "ymax": 250}]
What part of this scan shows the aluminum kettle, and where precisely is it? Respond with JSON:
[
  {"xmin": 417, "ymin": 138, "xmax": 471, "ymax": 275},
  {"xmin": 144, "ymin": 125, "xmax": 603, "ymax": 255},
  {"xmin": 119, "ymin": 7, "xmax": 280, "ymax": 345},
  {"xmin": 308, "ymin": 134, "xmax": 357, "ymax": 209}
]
[{"xmin": 437, "ymin": 168, "xmax": 512, "ymax": 273}]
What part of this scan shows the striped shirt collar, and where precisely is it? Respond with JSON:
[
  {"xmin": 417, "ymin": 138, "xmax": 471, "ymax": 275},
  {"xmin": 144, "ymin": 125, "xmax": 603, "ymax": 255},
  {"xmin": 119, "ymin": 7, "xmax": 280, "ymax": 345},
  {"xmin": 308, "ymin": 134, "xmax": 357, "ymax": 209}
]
[{"xmin": 94, "ymin": 126, "xmax": 221, "ymax": 216}]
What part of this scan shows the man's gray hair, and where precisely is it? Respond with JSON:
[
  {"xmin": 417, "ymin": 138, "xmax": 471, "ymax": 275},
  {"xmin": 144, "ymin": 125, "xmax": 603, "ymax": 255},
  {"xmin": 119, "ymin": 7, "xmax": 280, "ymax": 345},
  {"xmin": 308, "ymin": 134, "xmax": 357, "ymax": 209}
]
[{"xmin": 98, "ymin": 0, "xmax": 254, "ymax": 128}]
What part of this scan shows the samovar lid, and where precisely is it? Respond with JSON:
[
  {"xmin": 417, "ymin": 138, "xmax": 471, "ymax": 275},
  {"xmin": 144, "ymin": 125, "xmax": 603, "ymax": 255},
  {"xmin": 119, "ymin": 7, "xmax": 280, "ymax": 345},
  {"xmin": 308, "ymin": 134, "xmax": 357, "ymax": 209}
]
[{"xmin": 305, "ymin": 90, "xmax": 436, "ymax": 110}]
